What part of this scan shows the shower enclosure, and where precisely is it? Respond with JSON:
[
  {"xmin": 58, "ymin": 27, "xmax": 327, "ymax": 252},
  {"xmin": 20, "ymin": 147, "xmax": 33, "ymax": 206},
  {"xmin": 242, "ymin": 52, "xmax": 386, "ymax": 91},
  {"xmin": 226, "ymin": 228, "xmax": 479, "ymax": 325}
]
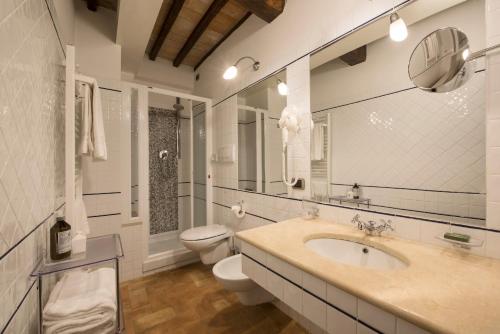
[{"xmin": 129, "ymin": 86, "xmax": 212, "ymax": 268}]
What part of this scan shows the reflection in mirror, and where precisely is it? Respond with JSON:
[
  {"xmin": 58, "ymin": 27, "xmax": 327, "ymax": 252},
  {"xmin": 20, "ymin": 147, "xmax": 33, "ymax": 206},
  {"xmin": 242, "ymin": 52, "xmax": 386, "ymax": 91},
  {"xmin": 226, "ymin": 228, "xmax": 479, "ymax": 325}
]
[
  {"xmin": 310, "ymin": 0, "xmax": 486, "ymax": 227},
  {"xmin": 237, "ymin": 71, "xmax": 287, "ymax": 195},
  {"xmin": 408, "ymin": 27, "xmax": 472, "ymax": 93}
]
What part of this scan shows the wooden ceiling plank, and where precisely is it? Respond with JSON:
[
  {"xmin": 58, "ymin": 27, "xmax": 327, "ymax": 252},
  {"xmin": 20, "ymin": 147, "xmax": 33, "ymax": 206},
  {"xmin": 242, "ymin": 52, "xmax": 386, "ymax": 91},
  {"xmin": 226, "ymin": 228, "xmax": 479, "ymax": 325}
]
[
  {"xmin": 149, "ymin": 0, "xmax": 186, "ymax": 61},
  {"xmin": 339, "ymin": 45, "xmax": 367, "ymax": 66},
  {"xmin": 194, "ymin": 11, "xmax": 251, "ymax": 71},
  {"xmin": 173, "ymin": 0, "xmax": 229, "ymax": 67},
  {"xmin": 235, "ymin": 0, "xmax": 284, "ymax": 23}
]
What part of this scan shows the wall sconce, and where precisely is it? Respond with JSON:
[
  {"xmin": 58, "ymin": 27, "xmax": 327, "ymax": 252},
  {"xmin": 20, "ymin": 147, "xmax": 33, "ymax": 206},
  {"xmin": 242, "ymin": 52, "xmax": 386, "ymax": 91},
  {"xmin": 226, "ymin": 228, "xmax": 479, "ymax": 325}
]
[
  {"xmin": 389, "ymin": 12, "xmax": 408, "ymax": 42},
  {"xmin": 223, "ymin": 56, "xmax": 260, "ymax": 80},
  {"xmin": 277, "ymin": 79, "xmax": 288, "ymax": 96}
]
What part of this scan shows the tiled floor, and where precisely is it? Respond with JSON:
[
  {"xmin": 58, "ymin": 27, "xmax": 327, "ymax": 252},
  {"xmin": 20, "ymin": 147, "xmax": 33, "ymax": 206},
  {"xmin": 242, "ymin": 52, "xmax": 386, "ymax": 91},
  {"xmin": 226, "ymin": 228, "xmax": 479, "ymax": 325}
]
[{"xmin": 121, "ymin": 262, "xmax": 307, "ymax": 334}]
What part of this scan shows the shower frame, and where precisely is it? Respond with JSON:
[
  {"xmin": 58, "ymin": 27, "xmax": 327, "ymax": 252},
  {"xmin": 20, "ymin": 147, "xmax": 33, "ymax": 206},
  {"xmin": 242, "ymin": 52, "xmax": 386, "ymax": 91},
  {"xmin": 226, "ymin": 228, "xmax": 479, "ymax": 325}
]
[{"xmin": 122, "ymin": 82, "xmax": 213, "ymax": 267}]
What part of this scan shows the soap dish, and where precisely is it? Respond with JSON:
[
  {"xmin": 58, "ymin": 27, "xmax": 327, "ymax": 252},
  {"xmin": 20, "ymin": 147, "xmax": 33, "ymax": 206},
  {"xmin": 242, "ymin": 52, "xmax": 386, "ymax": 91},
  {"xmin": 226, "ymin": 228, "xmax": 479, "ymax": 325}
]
[{"xmin": 436, "ymin": 235, "xmax": 484, "ymax": 249}]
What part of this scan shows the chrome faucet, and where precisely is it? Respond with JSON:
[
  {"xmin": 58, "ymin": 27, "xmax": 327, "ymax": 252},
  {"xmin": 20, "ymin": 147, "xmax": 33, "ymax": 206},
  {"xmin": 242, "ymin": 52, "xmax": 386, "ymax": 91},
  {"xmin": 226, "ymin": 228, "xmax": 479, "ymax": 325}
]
[{"xmin": 351, "ymin": 214, "xmax": 394, "ymax": 236}]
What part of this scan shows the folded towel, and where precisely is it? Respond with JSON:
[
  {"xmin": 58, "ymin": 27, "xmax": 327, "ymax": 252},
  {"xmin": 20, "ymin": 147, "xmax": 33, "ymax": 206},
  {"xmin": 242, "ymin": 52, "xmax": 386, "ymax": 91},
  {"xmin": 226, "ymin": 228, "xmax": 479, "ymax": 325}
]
[
  {"xmin": 43, "ymin": 268, "xmax": 116, "ymax": 333},
  {"xmin": 45, "ymin": 313, "xmax": 115, "ymax": 334}
]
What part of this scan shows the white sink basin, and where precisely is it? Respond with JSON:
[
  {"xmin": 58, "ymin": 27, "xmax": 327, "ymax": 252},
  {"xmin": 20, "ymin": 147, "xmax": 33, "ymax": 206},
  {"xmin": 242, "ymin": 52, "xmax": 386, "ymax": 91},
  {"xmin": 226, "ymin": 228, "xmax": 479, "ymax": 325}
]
[{"xmin": 305, "ymin": 238, "xmax": 408, "ymax": 270}]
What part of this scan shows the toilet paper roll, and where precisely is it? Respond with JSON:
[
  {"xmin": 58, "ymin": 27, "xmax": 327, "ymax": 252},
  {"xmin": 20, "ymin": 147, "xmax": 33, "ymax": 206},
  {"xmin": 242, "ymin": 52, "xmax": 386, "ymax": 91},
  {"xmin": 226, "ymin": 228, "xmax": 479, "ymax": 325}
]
[{"xmin": 231, "ymin": 205, "xmax": 246, "ymax": 218}]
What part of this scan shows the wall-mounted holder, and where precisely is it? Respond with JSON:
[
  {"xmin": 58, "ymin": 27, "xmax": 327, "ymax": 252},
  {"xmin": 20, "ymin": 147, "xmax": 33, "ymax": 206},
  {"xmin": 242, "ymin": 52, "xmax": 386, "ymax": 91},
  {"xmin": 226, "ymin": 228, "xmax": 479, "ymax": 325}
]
[
  {"xmin": 292, "ymin": 178, "xmax": 305, "ymax": 190},
  {"xmin": 211, "ymin": 145, "xmax": 236, "ymax": 163},
  {"xmin": 436, "ymin": 235, "xmax": 484, "ymax": 249},
  {"xmin": 329, "ymin": 196, "xmax": 370, "ymax": 208}
]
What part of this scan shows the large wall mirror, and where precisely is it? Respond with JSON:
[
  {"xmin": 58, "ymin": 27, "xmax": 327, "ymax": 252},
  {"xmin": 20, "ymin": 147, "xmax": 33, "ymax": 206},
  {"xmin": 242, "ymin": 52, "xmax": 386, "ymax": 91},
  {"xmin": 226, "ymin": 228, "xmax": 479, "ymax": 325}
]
[
  {"xmin": 309, "ymin": 0, "xmax": 486, "ymax": 227},
  {"xmin": 237, "ymin": 70, "xmax": 287, "ymax": 195}
]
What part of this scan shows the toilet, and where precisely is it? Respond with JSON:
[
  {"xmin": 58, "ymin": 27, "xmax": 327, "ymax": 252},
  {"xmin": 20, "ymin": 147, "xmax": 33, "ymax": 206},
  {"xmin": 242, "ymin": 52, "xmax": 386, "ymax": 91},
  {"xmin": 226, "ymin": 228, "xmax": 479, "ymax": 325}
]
[
  {"xmin": 212, "ymin": 254, "xmax": 273, "ymax": 305},
  {"xmin": 180, "ymin": 225, "xmax": 231, "ymax": 264}
]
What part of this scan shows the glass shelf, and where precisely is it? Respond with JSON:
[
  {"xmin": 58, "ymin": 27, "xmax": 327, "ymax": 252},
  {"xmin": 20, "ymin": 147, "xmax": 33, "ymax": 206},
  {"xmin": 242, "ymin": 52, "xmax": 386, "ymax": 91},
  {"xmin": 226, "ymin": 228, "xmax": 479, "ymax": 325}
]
[
  {"xmin": 31, "ymin": 234, "xmax": 124, "ymax": 277},
  {"xmin": 329, "ymin": 196, "xmax": 371, "ymax": 207}
]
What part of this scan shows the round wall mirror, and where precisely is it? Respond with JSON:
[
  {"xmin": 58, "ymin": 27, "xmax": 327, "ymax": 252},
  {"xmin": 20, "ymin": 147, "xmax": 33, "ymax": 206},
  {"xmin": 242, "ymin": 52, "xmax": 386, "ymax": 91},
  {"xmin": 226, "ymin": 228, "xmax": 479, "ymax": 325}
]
[{"xmin": 408, "ymin": 27, "xmax": 473, "ymax": 93}]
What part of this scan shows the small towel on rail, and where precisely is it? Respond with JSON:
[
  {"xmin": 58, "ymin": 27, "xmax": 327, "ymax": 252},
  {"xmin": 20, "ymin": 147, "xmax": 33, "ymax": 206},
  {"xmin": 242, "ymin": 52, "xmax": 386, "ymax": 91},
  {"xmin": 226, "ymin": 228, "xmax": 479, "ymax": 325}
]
[{"xmin": 77, "ymin": 79, "xmax": 107, "ymax": 161}]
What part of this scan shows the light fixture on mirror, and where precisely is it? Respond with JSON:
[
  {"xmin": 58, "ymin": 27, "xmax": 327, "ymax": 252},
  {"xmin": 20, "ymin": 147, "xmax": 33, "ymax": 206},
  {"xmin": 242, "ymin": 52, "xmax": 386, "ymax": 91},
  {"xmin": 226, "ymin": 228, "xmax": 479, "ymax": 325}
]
[
  {"xmin": 277, "ymin": 79, "xmax": 288, "ymax": 96},
  {"xmin": 389, "ymin": 12, "xmax": 408, "ymax": 42},
  {"xmin": 222, "ymin": 56, "xmax": 260, "ymax": 80}
]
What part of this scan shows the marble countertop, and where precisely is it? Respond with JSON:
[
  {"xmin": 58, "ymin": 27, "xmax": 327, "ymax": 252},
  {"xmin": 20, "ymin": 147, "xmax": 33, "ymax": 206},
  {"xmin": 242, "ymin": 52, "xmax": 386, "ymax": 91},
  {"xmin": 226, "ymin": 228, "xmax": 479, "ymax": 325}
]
[{"xmin": 236, "ymin": 218, "xmax": 500, "ymax": 334}]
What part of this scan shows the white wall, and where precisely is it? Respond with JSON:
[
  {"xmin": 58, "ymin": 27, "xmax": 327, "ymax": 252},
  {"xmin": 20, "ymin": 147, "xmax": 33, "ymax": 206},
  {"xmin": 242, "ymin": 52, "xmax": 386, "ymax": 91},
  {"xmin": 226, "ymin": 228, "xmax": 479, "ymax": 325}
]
[
  {"xmin": 194, "ymin": 0, "xmax": 408, "ymax": 103},
  {"xmin": 74, "ymin": 0, "xmax": 121, "ymax": 80},
  {"xmin": 311, "ymin": 0, "xmax": 486, "ymax": 111},
  {"xmin": 310, "ymin": 0, "xmax": 486, "ymax": 222},
  {"xmin": 52, "ymin": 0, "xmax": 75, "ymax": 45}
]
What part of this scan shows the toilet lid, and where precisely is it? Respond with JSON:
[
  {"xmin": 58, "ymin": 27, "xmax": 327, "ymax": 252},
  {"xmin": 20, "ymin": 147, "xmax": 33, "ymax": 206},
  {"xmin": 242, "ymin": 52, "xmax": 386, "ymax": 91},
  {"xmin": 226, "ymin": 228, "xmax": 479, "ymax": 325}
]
[{"xmin": 180, "ymin": 224, "xmax": 229, "ymax": 241}]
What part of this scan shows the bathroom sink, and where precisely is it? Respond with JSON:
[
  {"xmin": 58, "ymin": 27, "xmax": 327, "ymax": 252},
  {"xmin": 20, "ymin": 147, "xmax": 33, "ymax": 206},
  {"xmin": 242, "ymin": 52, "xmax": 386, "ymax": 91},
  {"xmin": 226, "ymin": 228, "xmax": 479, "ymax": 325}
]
[{"xmin": 305, "ymin": 238, "xmax": 407, "ymax": 270}]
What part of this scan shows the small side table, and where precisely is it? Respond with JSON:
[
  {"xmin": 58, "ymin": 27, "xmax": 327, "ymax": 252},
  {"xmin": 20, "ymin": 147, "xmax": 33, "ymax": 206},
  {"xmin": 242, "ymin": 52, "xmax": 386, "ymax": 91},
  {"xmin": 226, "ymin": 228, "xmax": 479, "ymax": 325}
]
[{"xmin": 30, "ymin": 234, "xmax": 124, "ymax": 333}]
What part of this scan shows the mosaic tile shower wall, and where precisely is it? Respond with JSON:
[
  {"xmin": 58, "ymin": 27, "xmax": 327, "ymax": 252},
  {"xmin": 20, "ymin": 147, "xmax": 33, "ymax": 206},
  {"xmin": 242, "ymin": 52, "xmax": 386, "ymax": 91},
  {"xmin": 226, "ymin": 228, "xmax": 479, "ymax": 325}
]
[{"xmin": 149, "ymin": 107, "xmax": 179, "ymax": 234}]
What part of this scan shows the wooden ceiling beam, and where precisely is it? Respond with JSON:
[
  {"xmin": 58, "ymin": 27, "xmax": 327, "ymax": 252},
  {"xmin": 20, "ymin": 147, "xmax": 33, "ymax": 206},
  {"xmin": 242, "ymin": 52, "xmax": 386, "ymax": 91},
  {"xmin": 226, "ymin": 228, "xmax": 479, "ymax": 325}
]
[
  {"xmin": 339, "ymin": 45, "xmax": 367, "ymax": 66},
  {"xmin": 236, "ymin": 0, "xmax": 285, "ymax": 23},
  {"xmin": 149, "ymin": 0, "xmax": 186, "ymax": 61},
  {"xmin": 194, "ymin": 11, "xmax": 251, "ymax": 71},
  {"xmin": 173, "ymin": 0, "xmax": 229, "ymax": 67}
]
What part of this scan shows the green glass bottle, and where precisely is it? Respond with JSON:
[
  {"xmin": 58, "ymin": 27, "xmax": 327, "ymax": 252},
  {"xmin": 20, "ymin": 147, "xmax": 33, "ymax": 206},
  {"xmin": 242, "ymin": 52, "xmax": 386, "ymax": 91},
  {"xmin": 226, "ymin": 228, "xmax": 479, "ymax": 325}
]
[{"xmin": 50, "ymin": 216, "xmax": 72, "ymax": 261}]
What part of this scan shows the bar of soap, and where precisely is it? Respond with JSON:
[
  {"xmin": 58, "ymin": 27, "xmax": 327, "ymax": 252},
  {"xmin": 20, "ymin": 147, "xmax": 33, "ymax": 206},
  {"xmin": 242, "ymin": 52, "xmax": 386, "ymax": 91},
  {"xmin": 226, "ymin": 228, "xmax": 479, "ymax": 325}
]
[{"xmin": 444, "ymin": 232, "xmax": 470, "ymax": 243}]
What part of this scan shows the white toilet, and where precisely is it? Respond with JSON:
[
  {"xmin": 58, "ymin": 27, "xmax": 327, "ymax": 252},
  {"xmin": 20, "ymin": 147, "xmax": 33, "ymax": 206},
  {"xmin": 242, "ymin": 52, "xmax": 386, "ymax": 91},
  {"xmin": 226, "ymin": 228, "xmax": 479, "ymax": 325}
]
[
  {"xmin": 180, "ymin": 225, "xmax": 231, "ymax": 264},
  {"xmin": 212, "ymin": 254, "xmax": 273, "ymax": 305}
]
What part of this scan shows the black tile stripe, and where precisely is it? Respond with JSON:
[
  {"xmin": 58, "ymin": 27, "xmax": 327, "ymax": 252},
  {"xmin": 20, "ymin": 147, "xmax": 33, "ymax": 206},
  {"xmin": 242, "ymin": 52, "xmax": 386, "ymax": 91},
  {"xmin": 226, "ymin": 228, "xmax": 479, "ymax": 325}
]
[
  {"xmin": 241, "ymin": 253, "xmax": 384, "ymax": 334},
  {"xmin": 331, "ymin": 183, "xmax": 485, "ymax": 195},
  {"xmin": 213, "ymin": 202, "xmax": 277, "ymax": 223},
  {"xmin": 213, "ymin": 185, "xmax": 499, "ymax": 234},
  {"xmin": 0, "ymin": 202, "xmax": 65, "ymax": 262},
  {"xmin": 87, "ymin": 213, "xmax": 121, "ymax": 218},
  {"xmin": 83, "ymin": 191, "xmax": 121, "ymax": 196},
  {"xmin": 99, "ymin": 87, "xmax": 122, "ymax": 93}
]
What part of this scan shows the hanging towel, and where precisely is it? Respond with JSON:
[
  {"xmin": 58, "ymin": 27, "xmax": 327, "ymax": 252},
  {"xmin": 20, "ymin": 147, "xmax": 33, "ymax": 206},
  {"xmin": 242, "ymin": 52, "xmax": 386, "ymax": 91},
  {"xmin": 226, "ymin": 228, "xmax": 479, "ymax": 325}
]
[
  {"xmin": 77, "ymin": 82, "xmax": 93, "ymax": 156},
  {"xmin": 311, "ymin": 123, "xmax": 325, "ymax": 161},
  {"xmin": 89, "ymin": 78, "xmax": 107, "ymax": 160},
  {"xmin": 77, "ymin": 79, "xmax": 107, "ymax": 161}
]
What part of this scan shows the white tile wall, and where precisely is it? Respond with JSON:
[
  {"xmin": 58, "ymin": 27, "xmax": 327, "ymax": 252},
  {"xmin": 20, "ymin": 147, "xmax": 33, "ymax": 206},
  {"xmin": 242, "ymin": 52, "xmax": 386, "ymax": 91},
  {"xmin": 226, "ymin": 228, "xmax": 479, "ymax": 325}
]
[
  {"xmin": 0, "ymin": 0, "xmax": 65, "ymax": 331},
  {"xmin": 486, "ymin": 0, "xmax": 500, "ymax": 230}
]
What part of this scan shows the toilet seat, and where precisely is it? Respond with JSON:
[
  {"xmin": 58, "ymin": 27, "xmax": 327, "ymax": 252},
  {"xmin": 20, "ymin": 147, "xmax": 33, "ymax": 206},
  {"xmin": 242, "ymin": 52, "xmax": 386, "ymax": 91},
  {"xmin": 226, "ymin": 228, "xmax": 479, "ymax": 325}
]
[
  {"xmin": 179, "ymin": 225, "xmax": 231, "ymax": 256},
  {"xmin": 180, "ymin": 225, "xmax": 229, "ymax": 241}
]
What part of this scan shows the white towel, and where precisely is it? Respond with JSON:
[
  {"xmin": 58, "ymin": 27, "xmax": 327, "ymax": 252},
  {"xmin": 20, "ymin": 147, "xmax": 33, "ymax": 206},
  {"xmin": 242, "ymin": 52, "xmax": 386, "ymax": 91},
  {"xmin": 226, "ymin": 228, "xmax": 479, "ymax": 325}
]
[
  {"xmin": 311, "ymin": 123, "xmax": 325, "ymax": 161},
  {"xmin": 43, "ymin": 268, "xmax": 116, "ymax": 334},
  {"xmin": 89, "ymin": 78, "xmax": 107, "ymax": 160},
  {"xmin": 77, "ymin": 80, "xmax": 107, "ymax": 161}
]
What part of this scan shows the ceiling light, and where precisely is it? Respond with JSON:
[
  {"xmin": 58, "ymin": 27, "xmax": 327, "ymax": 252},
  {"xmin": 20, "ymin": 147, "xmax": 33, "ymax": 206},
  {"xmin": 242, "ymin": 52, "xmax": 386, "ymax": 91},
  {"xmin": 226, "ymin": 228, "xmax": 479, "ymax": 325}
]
[
  {"xmin": 389, "ymin": 12, "xmax": 408, "ymax": 42},
  {"xmin": 222, "ymin": 56, "xmax": 260, "ymax": 80},
  {"xmin": 277, "ymin": 79, "xmax": 288, "ymax": 96}
]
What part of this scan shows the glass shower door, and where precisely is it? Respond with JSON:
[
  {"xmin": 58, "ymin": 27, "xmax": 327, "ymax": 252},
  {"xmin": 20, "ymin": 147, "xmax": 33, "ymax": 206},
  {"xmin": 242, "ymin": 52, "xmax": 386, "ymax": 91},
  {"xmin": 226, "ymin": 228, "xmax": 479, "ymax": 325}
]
[{"xmin": 192, "ymin": 103, "xmax": 207, "ymax": 227}]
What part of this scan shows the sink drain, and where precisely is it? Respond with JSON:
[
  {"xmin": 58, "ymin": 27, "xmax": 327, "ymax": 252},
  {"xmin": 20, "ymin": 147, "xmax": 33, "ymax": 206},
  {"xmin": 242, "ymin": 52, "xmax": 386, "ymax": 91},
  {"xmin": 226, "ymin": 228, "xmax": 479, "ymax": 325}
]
[{"xmin": 362, "ymin": 247, "xmax": 369, "ymax": 254}]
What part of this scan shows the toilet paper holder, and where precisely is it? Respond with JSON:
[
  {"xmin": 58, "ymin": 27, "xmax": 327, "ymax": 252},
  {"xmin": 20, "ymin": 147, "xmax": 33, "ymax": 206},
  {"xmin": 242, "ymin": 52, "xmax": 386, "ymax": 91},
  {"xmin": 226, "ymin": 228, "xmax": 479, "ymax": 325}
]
[{"xmin": 231, "ymin": 201, "xmax": 246, "ymax": 218}]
